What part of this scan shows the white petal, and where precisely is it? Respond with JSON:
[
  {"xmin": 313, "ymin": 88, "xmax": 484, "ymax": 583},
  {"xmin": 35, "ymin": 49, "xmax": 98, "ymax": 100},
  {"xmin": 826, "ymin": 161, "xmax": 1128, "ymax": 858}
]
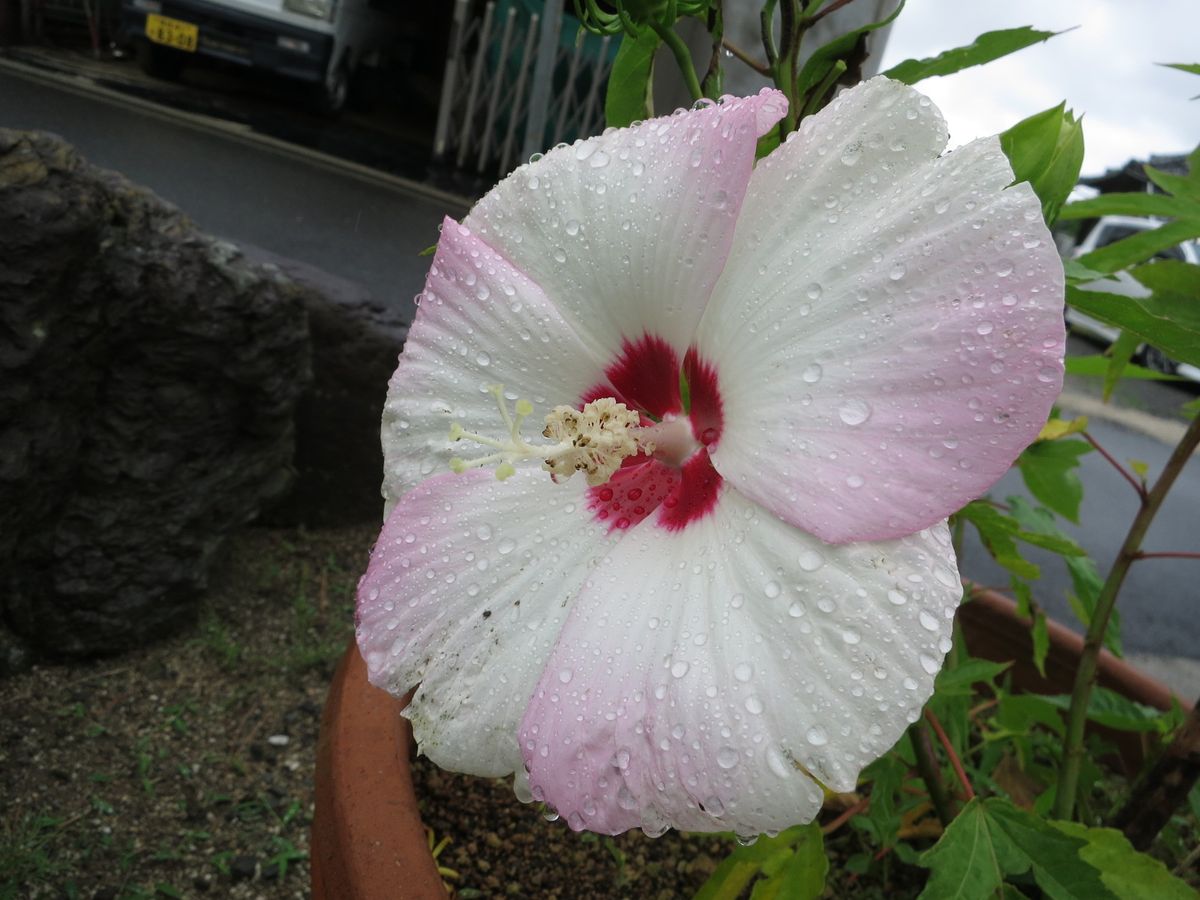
[
  {"xmin": 464, "ymin": 91, "xmax": 786, "ymax": 362},
  {"xmin": 356, "ymin": 468, "xmax": 620, "ymax": 777},
  {"xmin": 520, "ymin": 487, "xmax": 960, "ymax": 835},
  {"xmin": 698, "ymin": 78, "xmax": 1064, "ymax": 542},
  {"xmin": 382, "ymin": 218, "xmax": 601, "ymax": 507}
]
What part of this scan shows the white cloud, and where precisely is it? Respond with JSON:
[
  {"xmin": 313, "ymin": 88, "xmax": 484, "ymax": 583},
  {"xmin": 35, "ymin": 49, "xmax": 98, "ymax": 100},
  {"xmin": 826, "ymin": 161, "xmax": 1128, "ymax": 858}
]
[{"xmin": 878, "ymin": 0, "xmax": 1200, "ymax": 174}]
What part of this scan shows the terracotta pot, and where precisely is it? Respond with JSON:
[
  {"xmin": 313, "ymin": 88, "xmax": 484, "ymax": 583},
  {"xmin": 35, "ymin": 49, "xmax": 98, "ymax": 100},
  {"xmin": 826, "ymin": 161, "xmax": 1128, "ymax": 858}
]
[
  {"xmin": 312, "ymin": 591, "xmax": 1189, "ymax": 895},
  {"xmin": 958, "ymin": 586, "xmax": 1190, "ymax": 773},
  {"xmin": 311, "ymin": 641, "xmax": 447, "ymax": 899}
]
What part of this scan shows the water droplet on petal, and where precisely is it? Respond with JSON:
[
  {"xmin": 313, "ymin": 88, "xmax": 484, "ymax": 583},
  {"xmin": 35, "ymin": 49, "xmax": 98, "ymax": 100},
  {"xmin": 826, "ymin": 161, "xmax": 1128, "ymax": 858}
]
[
  {"xmin": 745, "ymin": 696, "xmax": 764, "ymax": 715},
  {"xmin": 565, "ymin": 219, "xmax": 580, "ymax": 236},
  {"xmin": 671, "ymin": 660, "xmax": 690, "ymax": 678},
  {"xmin": 716, "ymin": 747, "xmax": 740, "ymax": 769},
  {"xmin": 763, "ymin": 580, "xmax": 781, "ymax": 598},
  {"xmin": 919, "ymin": 653, "xmax": 941, "ymax": 675},
  {"xmin": 838, "ymin": 398, "xmax": 872, "ymax": 426},
  {"xmin": 806, "ymin": 726, "xmax": 828, "ymax": 746},
  {"xmin": 734, "ymin": 662, "xmax": 754, "ymax": 682},
  {"xmin": 497, "ymin": 538, "xmax": 516, "ymax": 555},
  {"xmin": 476, "ymin": 524, "xmax": 493, "ymax": 541},
  {"xmin": 802, "ymin": 363, "xmax": 823, "ymax": 384},
  {"xmin": 889, "ymin": 262, "xmax": 907, "ymax": 281}
]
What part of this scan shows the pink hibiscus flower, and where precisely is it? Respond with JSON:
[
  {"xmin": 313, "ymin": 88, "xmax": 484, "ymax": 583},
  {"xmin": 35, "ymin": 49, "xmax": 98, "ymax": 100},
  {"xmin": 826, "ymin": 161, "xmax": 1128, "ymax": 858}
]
[{"xmin": 356, "ymin": 77, "xmax": 1064, "ymax": 837}]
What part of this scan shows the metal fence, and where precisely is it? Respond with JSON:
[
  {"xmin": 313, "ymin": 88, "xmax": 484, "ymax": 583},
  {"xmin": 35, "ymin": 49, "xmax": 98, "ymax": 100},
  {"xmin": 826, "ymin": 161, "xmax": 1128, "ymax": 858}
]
[{"xmin": 433, "ymin": 0, "xmax": 613, "ymax": 180}]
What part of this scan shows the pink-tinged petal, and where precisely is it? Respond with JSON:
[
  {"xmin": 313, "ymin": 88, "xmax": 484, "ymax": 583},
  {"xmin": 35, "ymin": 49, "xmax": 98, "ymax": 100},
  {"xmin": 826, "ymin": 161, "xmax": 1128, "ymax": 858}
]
[
  {"xmin": 464, "ymin": 90, "xmax": 787, "ymax": 363},
  {"xmin": 519, "ymin": 489, "xmax": 960, "ymax": 835},
  {"xmin": 382, "ymin": 218, "xmax": 601, "ymax": 506},
  {"xmin": 356, "ymin": 468, "xmax": 619, "ymax": 777},
  {"xmin": 698, "ymin": 78, "xmax": 1064, "ymax": 542}
]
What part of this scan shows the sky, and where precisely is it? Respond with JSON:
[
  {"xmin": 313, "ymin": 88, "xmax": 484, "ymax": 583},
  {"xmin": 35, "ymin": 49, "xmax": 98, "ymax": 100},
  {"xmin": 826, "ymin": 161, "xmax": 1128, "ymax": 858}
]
[{"xmin": 876, "ymin": 0, "xmax": 1200, "ymax": 177}]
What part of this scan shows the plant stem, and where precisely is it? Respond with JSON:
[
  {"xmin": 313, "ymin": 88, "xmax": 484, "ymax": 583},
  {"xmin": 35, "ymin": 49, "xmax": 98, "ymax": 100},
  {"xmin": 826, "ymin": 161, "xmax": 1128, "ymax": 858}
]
[
  {"xmin": 649, "ymin": 20, "xmax": 703, "ymax": 102},
  {"xmin": 925, "ymin": 709, "xmax": 976, "ymax": 801},
  {"xmin": 1083, "ymin": 431, "xmax": 1147, "ymax": 500},
  {"xmin": 821, "ymin": 794, "xmax": 870, "ymax": 835},
  {"xmin": 1135, "ymin": 551, "xmax": 1200, "ymax": 561},
  {"xmin": 910, "ymin": 722, "xmax": 954, "ymax": 825},
  {"xmin": 721, "ymin": 38, "xmax": 770, "ymax": 75},
  {"xmin": 1055, "ymin": 413, "xmax": 1200, "ymax": 820},
  {"xmin": 774, "ymin": 0, "xmax": 798, "ymax": 135},
  {"xmin": 702, "ymin": 0, "xmax": 725, "ymax": 97},
  {"xmin": 1109, "ymin": 698, "xmax": 1200, "ymax": 850}
]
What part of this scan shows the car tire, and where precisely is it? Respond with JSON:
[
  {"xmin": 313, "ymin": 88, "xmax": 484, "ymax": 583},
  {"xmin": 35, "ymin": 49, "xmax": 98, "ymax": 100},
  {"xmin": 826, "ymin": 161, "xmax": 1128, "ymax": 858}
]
[
  {"xmin": 1142, "ymin": 345, "xmax": 1176, "ymax": 375},
  {"xmin": 138, "ymin": 43, "xmax": 185, "ymax": 81},
  {"xmin": 312, "ymin": 58, "xmax": 351, "ymax": 117}
]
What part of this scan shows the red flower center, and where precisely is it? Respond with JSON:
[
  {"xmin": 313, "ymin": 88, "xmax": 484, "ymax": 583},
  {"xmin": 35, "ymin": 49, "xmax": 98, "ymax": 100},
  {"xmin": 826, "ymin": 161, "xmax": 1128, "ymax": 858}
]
[{"xmin": 584, "ymin": 334, "xmax": 724, "ymax": 531}]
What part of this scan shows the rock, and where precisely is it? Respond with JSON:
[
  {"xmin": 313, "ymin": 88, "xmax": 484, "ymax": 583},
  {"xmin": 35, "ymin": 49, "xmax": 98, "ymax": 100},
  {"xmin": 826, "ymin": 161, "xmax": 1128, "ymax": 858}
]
[
  {"xmin": 0, "ymin": 130, "xmax": 311, "ymax": 659},
  {"xmin": 229, "ymin": 855, "xmax": 259, "ymax": 882},
  {"xmin": 245, "ymin": 249, "xmax": 405, "ymax": 528}
]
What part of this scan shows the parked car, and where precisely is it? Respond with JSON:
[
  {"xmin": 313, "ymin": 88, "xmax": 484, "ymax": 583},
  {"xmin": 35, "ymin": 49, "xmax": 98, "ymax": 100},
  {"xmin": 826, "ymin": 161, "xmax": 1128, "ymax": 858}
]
[
  {"xmin": 1066, "ymin": 214, "xmax": 1200, "ymax": 381},
  {"xmin": 118, "ymin": 0, "xmax": 402, "ymax": 113}
]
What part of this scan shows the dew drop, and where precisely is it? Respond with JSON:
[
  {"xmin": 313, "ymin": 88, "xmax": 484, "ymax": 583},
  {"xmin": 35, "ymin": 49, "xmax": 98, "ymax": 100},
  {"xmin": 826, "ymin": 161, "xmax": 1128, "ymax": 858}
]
[
  {"xmin": 716, "ymin": 747, "xmax": 740, "ymax": 769},
  {"xmin": 763, "ymin": 580, "xmax": 781, "ymax": 598},
  {"xmin": 838, "ymin": 398, "xmax": 872, "ymax": 426},
  {"xmin": 497, "ymin": 538, "xmax": 516, "ymax": 555},
  {"xmin": 802, "ymin": 363, "xmax": 823, "ymax": 384},
  {"xmin": 476, "ymin": 524, "xmax": 493, "ymax": 541},
  {"xmin": 887, "ymin": 589, "xmax": 907, "ymax": 606},
  {"xmin": 798, "ymin": 549, "xmax": 823, "ymax": 572},
  {"xmin": 617, "ymin": 785, "xmax": 638, "ymax": 809},
  {"xmin": 671, "ymin": 660, "xmax": 690, "ymax": 678},
  {"xmin": 475, "ymin": 351, "xmax": 491, "ymax": 366},
  {"xmin": 846, "ymin": 474, "xmax": 865, "ymax": 489},
  {"xmin": 788, "ymin": 601, "xmax": 805, "ymax": 618},
  {"xmin": 734, "ymin": 662, "xmax": 754, "ymax": 682},
  {"xmin": 553, "ymin": 247, "xmax": 567, "ymax": 263},
  {"xmin": 889, "ymin": 262, "xmax": 907, "ymax": 281},
  {"xmin": 919, "ymin": 609, "xmax": 940, "ymax": 632},
  {"xmin": 558, "ymin": 668, "xmax": 573, "ymax": 684},
  {"xmin": 934, "ymin": 197, "xmax": 950, "ymax": 214},
  {"xmin": 919, "ymin": 653, "xmax": 941, "ymax": 675},
  {"xmin": 995, "ymin": 259, "xmax": 1014, "ymax": 277},
  {"xmin": 805, "ymin": 282, "xmax": 823, "ymax": 300},
  {"xmin": 976, "ymin": 321, "xmax": 994, "ymax": 336},
  {"xmin": 806, "ymin": 726, "xmax": 829, "ymax": 746},
  {"xmin": 565, "ymin": 219, "xmax": 580, "ymax": 236},
  {"xmin": 842, "ymin": 628, "xmax": 862, "ymax": 645},
  {"xmin": 745, "ymin": 696, "xmax": 764, "ymax": 715}
]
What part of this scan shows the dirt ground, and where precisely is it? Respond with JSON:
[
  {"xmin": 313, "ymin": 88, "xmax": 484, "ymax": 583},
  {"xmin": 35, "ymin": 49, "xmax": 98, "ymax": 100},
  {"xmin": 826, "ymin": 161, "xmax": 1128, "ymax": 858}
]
[{"xmin": 0, "ymin": 525, "xmax": 753, "ymax": 899}]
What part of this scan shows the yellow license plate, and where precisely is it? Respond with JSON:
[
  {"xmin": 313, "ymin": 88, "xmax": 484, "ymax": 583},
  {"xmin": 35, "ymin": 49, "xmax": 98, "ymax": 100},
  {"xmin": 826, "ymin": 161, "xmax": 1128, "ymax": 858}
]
[{"xmin": 145, "ymin": 14, "xmax": 198, "ymax": 52}]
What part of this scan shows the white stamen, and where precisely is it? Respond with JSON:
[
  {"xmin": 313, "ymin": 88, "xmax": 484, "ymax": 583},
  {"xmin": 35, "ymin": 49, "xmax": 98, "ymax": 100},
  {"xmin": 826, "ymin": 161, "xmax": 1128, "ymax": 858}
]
[{"xmin": 448, "ymin": 386, "xmax": 648, "ymax": 486}]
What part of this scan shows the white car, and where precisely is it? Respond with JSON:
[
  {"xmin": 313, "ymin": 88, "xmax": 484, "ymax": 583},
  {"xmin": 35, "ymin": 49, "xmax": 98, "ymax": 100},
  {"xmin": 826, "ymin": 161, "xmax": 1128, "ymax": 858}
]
[
  {"xmin": 119, "ymin": 0, "xmax": 402, "ymax": 113},
  {"xmin": 1066, "ymin": 215, "xmax": 1200, "ymax": 381}
]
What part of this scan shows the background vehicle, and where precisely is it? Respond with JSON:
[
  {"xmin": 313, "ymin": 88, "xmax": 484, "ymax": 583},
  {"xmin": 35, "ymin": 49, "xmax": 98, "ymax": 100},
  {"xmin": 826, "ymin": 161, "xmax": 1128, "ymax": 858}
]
[
  {"xmin": 1066, "ymin": 214, "xmax": 1200, "ymax": 381},
  {"xmin": 119, "ymin": 0, "xmax": 402, "ymax": 113}
]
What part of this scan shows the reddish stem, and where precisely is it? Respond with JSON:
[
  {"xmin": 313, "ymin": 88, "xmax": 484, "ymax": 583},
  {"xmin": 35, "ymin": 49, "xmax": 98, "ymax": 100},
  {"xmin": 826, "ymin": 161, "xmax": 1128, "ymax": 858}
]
[
  {"xmin": 1084, "ymin": 431, "xmax": 1148, "ymax": 501},
  {"xmin": 822, "ymin": 795, "xmax": 870, "ymax": 835},
  {"xmin": 1135, "ymin": 551, "xmax": 1200, "ymax": 561},
  {"xmin": 924, "ymin": 709, "xmax": 976, "ymax": 801}
]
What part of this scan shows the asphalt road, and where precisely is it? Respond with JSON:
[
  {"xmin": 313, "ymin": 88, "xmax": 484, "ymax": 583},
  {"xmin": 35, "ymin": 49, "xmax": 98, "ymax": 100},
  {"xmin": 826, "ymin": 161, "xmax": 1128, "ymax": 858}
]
[
  {"xmin": 3, "ymin": 63, "xmax": 1197, "ymax": 662},
  {"xmin": 0, "ymin": 64, "xmax": 460, "ymax": 317}
]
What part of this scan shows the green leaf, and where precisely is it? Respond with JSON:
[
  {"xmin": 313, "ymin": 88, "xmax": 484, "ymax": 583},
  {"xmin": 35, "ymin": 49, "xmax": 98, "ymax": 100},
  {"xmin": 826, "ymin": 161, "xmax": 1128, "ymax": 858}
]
[
  {"xmin": 1103, "ymin": 331, "xmax": 1142, "ymax": 401},
  {"xmin": 1004, "ymin": 498, "xmax": 1120, "ymax": 654},
  {"xmin": 1031, "ymin": 610, "xmax": 1050, "ymax": 677},
  {"xmin": 1064, "ymin": 355, "xmax": 1184, "ymax": 382},
  {"xmin": 604, "ymin": 28, "xmax": 660, "ymax": 128},
  {"xmin": 1067, "ymin": 283, "xmax": 1200, "ymax": 369},
  {"xmin": 794, "ymin": 0, "xmax": 905, "ymax": 106},
  {"xmin": 1074, "ymin": 219, "xmax": 1200, "ymax": 274},
  {"xmin": 1016, "ymin": 439, "xmax": 1093, "ymax": 523},
  {"xmin": 1051, "ymin": 822, "xmax": 1197, "ymax": 900},
  {"xmin": 919, "ymin": 797, "xmax": 1116, "ymax": 900},
  {"xmin": 959, "ymin": 502, "xmax": 1039, "ymax": 579},
  {"xmin": 695, "ymin": 827, "xmax": 820, "ymax": 900},
  {"xmin": 1162, "ymin": 62, "xmax": 1200, "ymax": 76},
  {"xmin": 859, "ymin": 755, "xmax": 906, "ymax": 847},
  {"xmin": 1064, "ymin": 258, "xmax": 1110, "ymax": 284},
  {"xmin": 1144, "ymin": 161, "xmax": 1200, "ymax": 202},
  {"xmin": 882, "ymin": 27, "xmax": 1061, "ymax": 85},
  {"xmin": 1039, "ymin": 688, "xmax": 1165, "ymax": 733},
  {"xmin": 1058, "ymin": 192, "xmax": 1195, "ymax": 220},
  {"xmin": 749, "ymin": 825, "xmax": 828, "ymax": 900},
  {"xmin": 937, "ymin": 658, "xmax": 1013, "ymax": 696},
  {"xmin": 999, "ymin": 103, "xmax": 1085, "ymax": 224}
]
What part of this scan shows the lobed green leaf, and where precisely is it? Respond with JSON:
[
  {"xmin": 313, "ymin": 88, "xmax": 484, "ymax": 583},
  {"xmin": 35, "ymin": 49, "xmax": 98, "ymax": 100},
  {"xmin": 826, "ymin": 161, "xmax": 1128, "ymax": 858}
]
[{"xmin": 882, "ymin": 27, "xmax": 1061, "ymax": 86}]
